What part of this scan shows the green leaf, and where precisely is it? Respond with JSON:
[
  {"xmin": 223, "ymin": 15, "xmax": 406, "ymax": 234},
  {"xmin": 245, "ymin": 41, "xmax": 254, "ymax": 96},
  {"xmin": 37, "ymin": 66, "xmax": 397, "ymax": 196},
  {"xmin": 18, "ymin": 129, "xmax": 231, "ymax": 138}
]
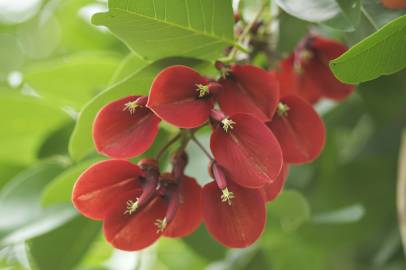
[
  {"xmin": 330, "ymin": 14, "xmax": 406, "ymax": 83},
  {"xmin": 268, "ymin": 190, "xmax": 311, "ymax": 232},
  {"xmin": 110, "ymin": 53, "xmax": 151, "ymax": 84},
  {"xmin": 24, "ymin": 53, "xmax": 121, "ymax": 110},
  {"xmin": 183, "ymin": 224, "xmax": 227, "ymax": 261},
  {"xmin": 69, "ymin": 57, "xmax": 215, "ymax": 161},
  {"xmin": 37, "ymin": 121, "xmax": 75, "ymax": 159},
  {"xmin": 0, "ymin": 159, "xmax": 77, "ymax": 245},
  {"xmin": 92, "ymin": 0, "xmax": 234, "ymax": 61},
  {"xmin": 29, "ymin": 216, "xmax": 101, "ymax": 270},
  {"xmin": 0, "ymin": 93, "xmax": 68, "ymax": 164},
  {"xmin": 274, "ymin": 0, "xmax": 360, "ymax": 31},
  {"xmin": 41, "ymin": 158, "xmax": 103, "ymax": 207}
]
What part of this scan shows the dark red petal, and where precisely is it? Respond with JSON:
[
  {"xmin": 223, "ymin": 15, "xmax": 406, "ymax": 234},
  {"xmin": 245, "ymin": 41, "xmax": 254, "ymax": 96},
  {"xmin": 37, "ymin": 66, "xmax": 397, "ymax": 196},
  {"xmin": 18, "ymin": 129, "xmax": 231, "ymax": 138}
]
[
  {"xmin": 381, "ymin": 0, "xmax": 406, "ymax": 9},
  {"xmin": 147, "ymin": 65, "xmax": 212, "ymax": 128},
  {"xmin": 93, "ymin": 96, "xmax": 160, "ymax": 159},
  {"xmin": 307, "ymin": 37, "xmax": 355, "ymax": 101},
  {"xmin": 72, "ymin": 160, "xmax": 142, "ymax": 220},
  {"xmin": 202, "ymin": 181, "xmax": 266, "ymax": 248},
  {"xmin": 217, "ymin": 64, "xmax": 279, "ymax": 121},
  {"xmin": 262, "ymin": 163, "xmax": 288, "ymax": 202},
  {"xmin": 103, "ymin": 191, "xmax": 167, "ymax": 251},
  {"xmin": 277, "ymin": 55, "xmax": 322, "ymax": 104},
  {"xmin": 268, "ymin": 96, "xmax": 326, "ymax": 163},
  {"xmin": 210, "ymin": 113, "xmax": 283, "ymax": 188},
  {"xmin": 163, "ymin": 176, "xmax": 202, "ymax": 238}
]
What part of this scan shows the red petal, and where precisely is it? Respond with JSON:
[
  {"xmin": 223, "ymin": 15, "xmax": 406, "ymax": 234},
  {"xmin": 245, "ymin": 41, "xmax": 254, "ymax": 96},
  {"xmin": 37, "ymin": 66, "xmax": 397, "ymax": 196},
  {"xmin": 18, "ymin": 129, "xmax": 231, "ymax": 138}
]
[
  {"xmin": 307, "ymin": 36, "xmax": 355, "ymax": 101},
  {"xmin": 147, "ymin": 65, "xmax": 212, "ymax": 128},
  {"xmin": 381, "ymin": 0, "xmax": 406, "ymax": 9},
  {"xmin": 262, "ymin": 163, "xmax": 288, "ymax": 202},
  {"xmin": 163, "ymin": 176, "xmax": 202, "ymax": 238},
  {"xmin": 277, "ymin": 55, "xmax": 322, "ymax": 104},
  {"xmin": 210, "ymin": 113, "xmax": 283, "ymax": 188},
  {"xmin": 202, "ymin": 181, "xmax": 266, "ymax": 248},
  {"xmin": 103, "ymin": 191, "xmax": 167, "ymax": 251},
  {"xmin": 72, "ymin": 160, "xmax": 142, "ymax": 220},
  {"xmin": 268, "ymin": 96, "xmax": 326, "ymax": 163},
  {"xmin": 93, "ymin": 96, "xmax": 160, "ymax": 159},
  {"xmin": 217, "ymin": 64, "xmax": 279, "ymax": 122}
]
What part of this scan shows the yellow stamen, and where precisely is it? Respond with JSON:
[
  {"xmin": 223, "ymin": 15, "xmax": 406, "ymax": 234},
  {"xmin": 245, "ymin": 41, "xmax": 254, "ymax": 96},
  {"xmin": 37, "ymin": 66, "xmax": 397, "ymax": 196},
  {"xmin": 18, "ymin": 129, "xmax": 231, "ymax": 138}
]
[
  {"xmin": 277, "ymin": 102, "xmax": 290, "ymax": 117},
  {"xmin": 221, "ymin": 118, "xmax": 236, "ymax": 133},
  {"xmin": 123, "ymin": 101, "xmax": 139, "ymax": 114},
  {"xmin": 123, "ymin": 199, "xmax": 139, "ymax": 215},
  {"xmin": 154, "ymin": 218, "xmax": 167, "ymax": 233},
  {"xmin": 196, "ymin": 84, "xmax": 210, "ymax": 98},
  {"xmin": 221, "ymin": 187, "xmax": 235, "ymax": 206}
]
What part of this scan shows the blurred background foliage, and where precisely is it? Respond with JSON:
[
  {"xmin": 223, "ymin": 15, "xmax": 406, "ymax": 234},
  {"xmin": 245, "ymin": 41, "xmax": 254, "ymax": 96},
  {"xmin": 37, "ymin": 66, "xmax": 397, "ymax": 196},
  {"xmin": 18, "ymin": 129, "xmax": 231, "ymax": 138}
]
[{"xmin": 0, "ymin": 0, "xmax": 406, "ymax": 269}]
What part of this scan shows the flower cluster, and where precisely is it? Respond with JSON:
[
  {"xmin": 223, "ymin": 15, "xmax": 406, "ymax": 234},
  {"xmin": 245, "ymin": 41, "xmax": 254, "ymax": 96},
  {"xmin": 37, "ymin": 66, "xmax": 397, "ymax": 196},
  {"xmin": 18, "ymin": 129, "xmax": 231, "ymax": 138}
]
[{"xmin": 72, "ymin": 34, "xmax": 354, "ymax": 251}]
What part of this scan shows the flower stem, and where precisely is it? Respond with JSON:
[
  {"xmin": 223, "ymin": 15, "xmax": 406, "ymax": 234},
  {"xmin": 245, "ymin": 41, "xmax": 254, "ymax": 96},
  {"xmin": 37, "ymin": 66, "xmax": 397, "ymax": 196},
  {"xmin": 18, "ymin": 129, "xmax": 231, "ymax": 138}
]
[
  {"xmin": 224, "ymin": 2, "xmax": 267, "ymax": 62},
  {"xmin": 155, "ymin": 133, "xmax": 181, "ymax": 161},
  {"xmin": 191, "ymin": 134, "xmax": 214, "ymax": 161}
]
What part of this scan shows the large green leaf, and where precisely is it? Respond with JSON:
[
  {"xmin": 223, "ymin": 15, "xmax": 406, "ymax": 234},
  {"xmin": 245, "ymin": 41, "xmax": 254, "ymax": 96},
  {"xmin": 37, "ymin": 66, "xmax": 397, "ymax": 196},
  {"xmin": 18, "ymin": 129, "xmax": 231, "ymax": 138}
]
[
  {"xmin": 24, "ymin": 53, "xmax": 121, "ymax": 110},
  {"xmin": 274, "ymin": 0, "xmax": 360, "ymax": 31},
  {"xmin": 0, "ymin": 160, "xmax": 76, "ymax": 245},
  {"xmin": 330, "ymin": 14, "xmax": 406, "ymax": 83},
  {"xmin": 29, "ymin": 216, "xmax": 101, "ymax": 270},
  {"xmin": 92, "ymin": 0, "xmax": 234, "ymax": 61},
  {"xmin": 69, "ymin": 57, "xmax": 214, "ymax": 161},
  {"xmin": 0, "ymin": 93, "xmax": 68, "ymax": 164}
]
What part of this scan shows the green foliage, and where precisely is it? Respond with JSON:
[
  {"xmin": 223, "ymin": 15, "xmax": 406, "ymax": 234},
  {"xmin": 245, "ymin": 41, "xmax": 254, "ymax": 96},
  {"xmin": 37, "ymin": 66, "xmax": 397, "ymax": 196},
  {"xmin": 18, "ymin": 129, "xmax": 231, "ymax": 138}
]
[
  {"xmin": 331, "ymin": 14, "xmax": 406, "ymax": 83},
  {"xmin": 0, "ymin": 93, "xmax": 68, "ymax": 164},
  {"xmin": 24, "ymin": 53, "xmax": 121, "ymax": 110},
  {"xmin": 92, "ymin": 0, "xmax": 234, "ymax": 61},
  {"xmin": 29, "ymin": 216, "xmax": 101, "ymax": 270}
]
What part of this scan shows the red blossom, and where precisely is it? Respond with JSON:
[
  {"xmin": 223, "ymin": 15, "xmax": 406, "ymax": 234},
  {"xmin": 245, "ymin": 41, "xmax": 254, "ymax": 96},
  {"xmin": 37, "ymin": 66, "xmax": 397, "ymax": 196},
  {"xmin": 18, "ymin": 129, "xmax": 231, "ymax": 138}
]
[
  {"xmin": 267, "ymin": 96, "xmax": 326, "ymax": 163},
  {"xmin": 277, "ymin": 35, "xmax": 355, "ymax": 103},
  {"xmin": 217, "ymin": 64, "xmax": 279, "ymax": 122},
  {"xmin": 147, "ymin": 65, "xmax": 218, "ymax": 128},
  {"xmin": 202, "ymin": 178, "xmax": 266, "ymax": 248},
  {"xmin": 93, "ymin": 96, "xmax": 160, "ymax": 159},
  {"xmin": 262, "ymin": 163, "xmax": 289, "ymax": 202},
  {"xmin": 210, "ymin": 110, "xmax": 283, "ymax": 188}
]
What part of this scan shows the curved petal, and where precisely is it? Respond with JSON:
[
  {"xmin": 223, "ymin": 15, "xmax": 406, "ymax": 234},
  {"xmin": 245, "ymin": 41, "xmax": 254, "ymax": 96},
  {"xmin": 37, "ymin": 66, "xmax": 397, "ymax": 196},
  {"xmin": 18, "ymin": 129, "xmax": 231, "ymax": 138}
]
[
  {"xmin": 103, "ymin": 191, "xmax": 167, "ymax": 251},
  {"xmin": 72, "ymin": 160, "xmax": 142, "ymax": 220},
  {"xmin": 147, "ymin": 65, "xmax": 212, "ymax": 128},
  {"xmin": 262, "ymin": 163, "xmax": 288, "ymax": 202},
  {"xmin": 202, "ymin": 181, "xmax": 266, "ymax": 248},
  {"xmin": 163, "ymin": 176, "xmax": 202, "ymax": 238},
  {"xmin": 276, "ymin": 55, "xmax": 322, "ymax": 104},
  {"xmin": 93, "ymin": 96, "xmax": 161, "ymax": 159},
  {"xmin": 267, "ymin": 96, "xmax": 326, "ymax": 163},
  {"xmin": 217, "ymin": 64, "xmax": 279, "ymax": 121},
  {"xmin": 210, "ymin": 113, "xmax": 283, "ymax": 188}
]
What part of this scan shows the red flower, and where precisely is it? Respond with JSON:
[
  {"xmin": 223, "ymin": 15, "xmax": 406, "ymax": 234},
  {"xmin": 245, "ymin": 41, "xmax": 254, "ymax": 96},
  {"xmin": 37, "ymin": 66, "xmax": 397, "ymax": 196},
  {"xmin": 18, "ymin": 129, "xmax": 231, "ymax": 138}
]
[
  {"xmin": 147, "ymin": 65, "xmax": 220, "ymax": 128},
  {"xmin": 93, "ymin": 96, "xmax": 160, "ymax": 159},
  {"xmin": 72, "ymin": 159, "xmax": 202, "ymax": 251},
  {"xmin": 276, "ymin": 34, "xmax": 355, "ymax": 103},
  {"xmin": 210, "ymin": 110, "xmax": 283, "ymax": 188},
  {"xmin": 202, "ymin": 163, "xmax": 266, "ymax": 248},
  {"xmin": 381, "ymin": 0, "xmax": 406, "ymax": 9},
  {"xmin": 267, "ymin": 96, "xmax": 326, "ymax": 163},
  {"xmin": 262, "ymin": 163, "xmax": 288, "ymax": 202},
  {"xmin": 216, "ymin": 64, "xmax": 279, "ymax": 122}
]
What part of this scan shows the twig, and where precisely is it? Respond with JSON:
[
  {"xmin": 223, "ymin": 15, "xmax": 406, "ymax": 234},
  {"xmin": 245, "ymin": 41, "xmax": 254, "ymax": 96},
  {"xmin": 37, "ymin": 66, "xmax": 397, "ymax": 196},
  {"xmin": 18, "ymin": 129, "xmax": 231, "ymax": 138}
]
[{"xmin": 155, "ymin": 133, "xmax": 181, "ymax": 161}]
